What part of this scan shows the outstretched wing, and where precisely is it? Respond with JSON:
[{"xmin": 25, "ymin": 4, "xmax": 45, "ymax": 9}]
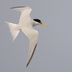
[
  {"xmin": 11, "ymin": 6, "xmax": 32, "ymax": 24},
  {"xmin": 21, "ymin": 28, "xmax": 39, "ymax": 67}
]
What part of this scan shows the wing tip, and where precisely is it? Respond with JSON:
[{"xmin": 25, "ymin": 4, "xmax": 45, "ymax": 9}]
[
  {"xmin": 26, "ymin": 63, "xmax": 28, "ymax": 67},
  {"xmin": 10, "ymin": 6, "xmax": 26, "ymax": 9},
  {"xmin": 26, "ymin": 61, "xmax": 30, "ymax": 67},
  {"xmin": 26, "ymin": 44, "xmax": 37, "ymax": 67}
]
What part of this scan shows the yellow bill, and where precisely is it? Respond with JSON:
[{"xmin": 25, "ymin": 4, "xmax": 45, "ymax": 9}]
[{"xmin": 41, "ymin": 23, "xmax": 47, "ymax": 27}]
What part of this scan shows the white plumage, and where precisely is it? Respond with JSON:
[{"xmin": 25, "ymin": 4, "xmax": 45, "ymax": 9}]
[{"xmin": 5, "ymin": 6, "xmax": 46, "ymax": 67}]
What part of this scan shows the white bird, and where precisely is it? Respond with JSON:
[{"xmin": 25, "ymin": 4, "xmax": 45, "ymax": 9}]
[{"xmin": 5, "ymin": 6, "xmax": 47, "ymax": 67}]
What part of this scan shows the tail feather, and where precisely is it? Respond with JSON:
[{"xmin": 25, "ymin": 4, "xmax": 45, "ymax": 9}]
[{"xmin": 5, "ymin": 22, "xmax": 20, "ymax": 41}]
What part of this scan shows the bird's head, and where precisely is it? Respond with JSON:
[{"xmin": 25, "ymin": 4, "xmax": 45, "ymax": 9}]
[{"xmin": 33, "ymin": 19, "xmax": 47, "ymax": 27}]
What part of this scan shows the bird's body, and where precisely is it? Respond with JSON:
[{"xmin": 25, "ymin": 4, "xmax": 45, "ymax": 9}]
[{"xmin": 5, "ymin": 6, "xmax": 46, "ymax": 67}]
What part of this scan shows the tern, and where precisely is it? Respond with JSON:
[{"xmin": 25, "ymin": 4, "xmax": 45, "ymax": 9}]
[{"xmin": 5, "ymin": 6, "xmax": 47, "ymax": 67}]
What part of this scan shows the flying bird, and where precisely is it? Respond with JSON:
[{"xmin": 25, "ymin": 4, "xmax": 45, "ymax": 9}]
[{"xmin": 5, "ymin": 6, "xmax": 47, "ymax": 67}]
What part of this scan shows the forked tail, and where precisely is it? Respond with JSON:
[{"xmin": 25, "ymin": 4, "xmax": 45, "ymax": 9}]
[{"xmin": 5, "ymin": 22, "xmax": 20, "ymax": 41}]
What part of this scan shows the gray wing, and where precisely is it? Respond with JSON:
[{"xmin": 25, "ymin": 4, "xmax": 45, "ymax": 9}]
[
  {"xmin": 11, "ymin": 6, "xmax": 31, "ymax": 12},
  {"xmin": 26, "ymin": 33, "xmax": 38, "ymax": 67},
  {"xmin": 11, "ymin": 6, "xmax": 32, "ymax": 24},
  {"xmin": 21, "ymin": 28, "xmax": 39, "ymax": 67}
]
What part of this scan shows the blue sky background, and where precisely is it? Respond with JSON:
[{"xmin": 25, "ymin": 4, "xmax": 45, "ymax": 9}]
[{"xmin": 0, "ymin": 0, "xmax": 72, "ymax": 72}]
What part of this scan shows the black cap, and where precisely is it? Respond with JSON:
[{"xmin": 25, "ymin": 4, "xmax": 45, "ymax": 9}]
[{"xmin": 33, "ymin": 19, "xmax": 42, "ymax": 23}]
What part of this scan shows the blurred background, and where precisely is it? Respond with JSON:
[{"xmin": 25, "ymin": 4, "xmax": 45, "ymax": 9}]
[{"xmin": 0, "ymin": 0, "xmax": 72, "ymax": 72}]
